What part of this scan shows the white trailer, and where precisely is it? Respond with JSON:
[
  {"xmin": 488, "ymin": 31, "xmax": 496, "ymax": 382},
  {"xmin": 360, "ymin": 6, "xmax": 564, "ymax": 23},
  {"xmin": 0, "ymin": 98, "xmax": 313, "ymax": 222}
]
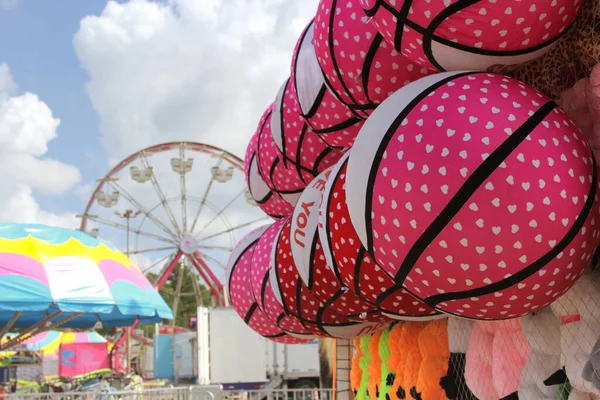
[{"xmin": 197, "ymin": 307, "xmax": 320, "ymax": 391}]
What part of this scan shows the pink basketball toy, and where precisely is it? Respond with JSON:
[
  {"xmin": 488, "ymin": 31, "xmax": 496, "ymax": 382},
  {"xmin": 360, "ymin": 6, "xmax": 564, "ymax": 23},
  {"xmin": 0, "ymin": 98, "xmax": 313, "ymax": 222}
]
[
  {"xmin": 227, "ymin": 225, "xmax": 310, "ymax": 344},
  {"xmin": 244, "ymin": 130, "xmax": 294, "ymax": 218},
  {"xmin": 359, "ymin": 0, "xmax": 583, "ymax": 72},
  {"xmin": 318, "ymin": 152, "xmax": 440, "ymax": 320},
  {"xmin": 255, "ymin": 104, "xmax": 304, "ymax": 207},
  {"xmin": 313, "ymin": 0, "xmax": 430, "ymax": 118},
  {"xmin": 271, "ymin": 78, "xmax": 344, "ymax": 173},
  {"xmin": 346, "ymin": 71, "xmax": 600, "ymax": 320},
  {"xmin": 271, "ymin": 217, "xmax": 388, "ymax": 338},
  {"xmin": 290, "ymin": 19, "xmax": 364, "ymax": 149},
  {"xmin": 289, "ymin": 166, "xmax": 390, "ymax": 323},
  {"xmin": 249, "ymin": 218, "xmax": 315, "ymax": 338}
]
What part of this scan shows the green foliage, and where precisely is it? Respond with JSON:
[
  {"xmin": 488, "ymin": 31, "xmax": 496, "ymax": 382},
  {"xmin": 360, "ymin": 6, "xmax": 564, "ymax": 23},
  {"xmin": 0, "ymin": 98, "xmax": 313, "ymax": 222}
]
[{"xmin": 147, "ymin": 264, "xmax": 212, "ymax": 327}]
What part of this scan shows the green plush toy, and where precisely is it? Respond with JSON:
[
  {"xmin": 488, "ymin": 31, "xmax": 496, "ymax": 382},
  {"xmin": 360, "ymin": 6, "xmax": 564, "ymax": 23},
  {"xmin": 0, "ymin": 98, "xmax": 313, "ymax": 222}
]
[
  {"xmin": 378, "ymin": 329, "xmax": 394, "ymax": 400},
  {"xmin": 356, "ymin": 335, "xmax": 372, "ymax": 400}
]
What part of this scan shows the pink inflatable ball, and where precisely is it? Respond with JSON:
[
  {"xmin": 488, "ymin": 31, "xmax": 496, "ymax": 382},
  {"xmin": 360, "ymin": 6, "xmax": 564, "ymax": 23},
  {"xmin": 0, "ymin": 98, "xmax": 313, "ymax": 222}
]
[
  {"xmin": 249, "ymin": 218, "xmax": 314, "ymax": 338},
  {"xmin": 359, "ymin": 0, "xmax": 584, "ymax": 73},
  {"xmin": 271, "ymin": 217, "xmax": 386, "ymax": 338},
  {"xmin": 290, "ymin": 19, "xmax": 365, "ymax": 149},
  {"xmin": 226, "ymin": 225, "xmax": 310, "ymax": 344},
  {"xmin": 289, "ymin": 166, "xmax": 390, "ymax": 323},
  {"xmin": 346, "ymin": 71, "xmax": 600, "ymax": 320},
  {"xmin": 318, "ymin": 152, "xmax": 441, "ymax": 320},
  {"xmin": 244, "ymin": 131, "xmax": 294, "ymax": 218},
  {"xmin": 271, "ymin": 78, "xmax": 345, "ymax": 173},
  {"xmin": 313, "ymin": 0, "xmax": 430, "ymax": 119},
  {"xmin": 255, "ymin": 104, "xmax": 304, "ymax": 206}
]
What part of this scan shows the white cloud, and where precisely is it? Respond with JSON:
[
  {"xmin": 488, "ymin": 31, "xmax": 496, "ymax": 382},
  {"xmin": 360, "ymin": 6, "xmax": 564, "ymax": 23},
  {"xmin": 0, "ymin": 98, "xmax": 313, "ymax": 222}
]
[
  {"xmin": 71, "ymin": 0, "xmax": 317, "ymax": 278},
  {"xmin": 0, "ymin": 0, "xmax": 18, "ymax": 10},
  {"xmin": 0, "ymin": 63, "xmax": 81, "ymax": 228},
  {"xmin": 73, "ymin": 0, "xmax": 318, "ymax": 162}
]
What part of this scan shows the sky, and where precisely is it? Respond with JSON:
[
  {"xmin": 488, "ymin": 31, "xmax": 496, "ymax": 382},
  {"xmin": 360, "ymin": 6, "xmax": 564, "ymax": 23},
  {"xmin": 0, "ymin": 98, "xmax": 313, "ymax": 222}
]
[{"xmin": 0, "ymin": 0, "xmax": 318, "ymax": 272}]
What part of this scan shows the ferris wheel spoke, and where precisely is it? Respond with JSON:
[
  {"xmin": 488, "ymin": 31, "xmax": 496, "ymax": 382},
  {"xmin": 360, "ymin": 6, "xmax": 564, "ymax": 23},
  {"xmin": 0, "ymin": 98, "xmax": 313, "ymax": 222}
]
[
  {"xmin": 189, "ymin": 157, "xmax": 223, "ymax": 234},
  {"xmin": 191, "ymin": 252, "xmax": 225, "ymax": 305},
  {"xmin": 194, "ymin": 188, "xmax": 246, "ymax": 237},
  {"xmin": 86, "ymin": 215, "xmax": 178, "ymax": 245},
  {"xmin": 196, "ymin": 251, "xmax": 227, "ymax": 271},
  {"xmin": 108, "ymin": 180, "xmax": 178, "ymax": 239},
  {"xmin": 140, "ymin": 253, "xmax": 174, "ymax": 274},
  {"xmin": 197, "ymin": 217, "xmax": 270, "ymax": 242},
  {"xmin": 154, "ymin": 250, "xmax": 184, "ymax": 289},
  {"xmin": 197, "ymin": 244, "xmax": 233, "ymax": 252},
  {"xmin": 130, "ymin": 246, "xmax": 178, "ymax": 255},
  {"xmin": 139, "ymin": 152, "xmax": 183, "ymax": 237},
  {"xmin": 179, "ymin": 146, "xmax": 189, "ymax": 234}
]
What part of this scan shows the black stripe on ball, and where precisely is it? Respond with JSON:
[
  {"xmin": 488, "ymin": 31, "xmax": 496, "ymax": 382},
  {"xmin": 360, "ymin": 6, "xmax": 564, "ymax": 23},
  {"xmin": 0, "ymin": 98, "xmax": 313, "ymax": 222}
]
[
  {"xmin": 325, "ymin": 0, "xmax": 363, "ymax": 111},
  {"xmin": 424, "ymin": 151, "xmax": 597, "ymax": 308},
  {"xmin": 370, "ymin": 0, "xmax": 572, "ymax": 71},
  {"xmin": 375, "ymin": 100, "xmax": 558, "ymax": 308},
  {"xmin": 303, "ymin": 85, "xmax": 328, "ymax": 120},
  {"xmin": 307, "ymin": 231, "xmax": 320, "ymax": 290},
  {"xmin": 260, "ymin": 271, "xmax": 270, "ymax": 308},
  {"xmin": 324, "ymin": 166, "xmax": 346, "ymax": 284},
  {"xmin": 244, "ymin": 303, "xmax": 258, "ymax": 324},
  {"xmin": 364, "ymin": 71, "xmax": 479, "ymax": 258},
  {"xmin": 228, "ymin": 236, "xmax": 260, "ymax": 299},
  {"xmin": 310, "ymin": 116, "xmax": 363, "ymax": 136}
]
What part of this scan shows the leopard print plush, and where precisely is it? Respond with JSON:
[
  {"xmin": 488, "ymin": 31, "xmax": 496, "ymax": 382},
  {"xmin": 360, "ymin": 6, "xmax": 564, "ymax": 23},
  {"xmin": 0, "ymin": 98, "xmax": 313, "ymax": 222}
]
[{"xmin": 508, "ymin": 0, "xmax": 600, "ymax": 99}]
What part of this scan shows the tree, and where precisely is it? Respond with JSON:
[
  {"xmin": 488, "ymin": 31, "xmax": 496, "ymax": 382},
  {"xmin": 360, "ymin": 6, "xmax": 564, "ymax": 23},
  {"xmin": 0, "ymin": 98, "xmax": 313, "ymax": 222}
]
[{"xmin": 147, "ymin": 264, "xmax": 213, "ymax": 328}]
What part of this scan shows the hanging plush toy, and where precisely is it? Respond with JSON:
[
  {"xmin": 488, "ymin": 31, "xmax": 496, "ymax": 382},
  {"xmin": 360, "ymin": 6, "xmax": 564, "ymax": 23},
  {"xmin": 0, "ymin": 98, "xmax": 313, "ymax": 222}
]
[
  {"xmin": 377, "ymin": 329, "xmax": 393, "ymax": 400},
  {"xmin": 550, "ymin": 267, "xmax": 600, "ymax": 397},
  {"xmin": 465, "ymin": 319, "xmax": 530, "ymax": 399},
  {"xmin": 358, "ymin": 0, "xmax": 583, "ymax": 72},
  {"xmin": 383, "ymin": 320, "xmax": 463, "ymax": 400},
  {"xmin": 358, "ymin": 335, "xmax": 373, "ymax": 400},
  {"xmin": 369, "ymin": 330, "xmax": 383, "ymax": 400},
  {"xmin": 518, "ymin": 307, "xmax": 565, "ymax": 399},
  {"xmin": 557, "ymin": 64, "xmax": 600, "ymax": 162},
  {"xmin": 508, "ymin": 0, "xmax": 600, "ymax": 100},
  {"xmin": 446, "ymin": 318, "xmax": 477, "ymax": 400},
  {"xmin": 352, "ymin": 337, "xmax": 363, "ymax": 396}
]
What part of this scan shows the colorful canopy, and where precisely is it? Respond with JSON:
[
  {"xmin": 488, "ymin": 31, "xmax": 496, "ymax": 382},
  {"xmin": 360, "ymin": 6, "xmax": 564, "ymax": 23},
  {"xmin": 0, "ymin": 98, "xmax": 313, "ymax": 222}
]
[
  {"xmin": 1, "ymin": 331, "xmax": 107, "ymax": 356},
  {"xmin": 0, "ymin": 223, "xmax": 173, "ymax": 330}
]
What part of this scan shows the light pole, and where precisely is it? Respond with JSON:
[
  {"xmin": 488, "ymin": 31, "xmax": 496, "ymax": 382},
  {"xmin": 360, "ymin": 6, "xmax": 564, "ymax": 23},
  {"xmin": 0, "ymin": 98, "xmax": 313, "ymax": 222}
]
[{"xmin": 114, "ymin": 209, "xmax": 141, "ymax": 374}]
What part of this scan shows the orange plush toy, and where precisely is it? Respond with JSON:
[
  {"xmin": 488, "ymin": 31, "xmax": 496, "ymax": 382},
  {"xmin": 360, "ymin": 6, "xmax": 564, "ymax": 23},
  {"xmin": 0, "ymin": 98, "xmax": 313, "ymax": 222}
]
[
  {"xmin": 369, "ymin": 331, "xmax": 383, "ymax": 400},
  {"xmin": 416, "ymin": 320, "xmax": 451, "ymax": 400},
  {"xmin": 351, "ymin": 337, "xmax": 363, "ymax": 396}
]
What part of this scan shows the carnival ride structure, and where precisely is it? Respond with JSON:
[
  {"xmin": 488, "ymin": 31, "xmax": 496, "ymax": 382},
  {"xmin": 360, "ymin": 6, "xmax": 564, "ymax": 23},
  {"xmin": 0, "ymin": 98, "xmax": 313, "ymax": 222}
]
[{"xmin": 78, "ymin": 142, "xmax": 269, "ymax": 372}]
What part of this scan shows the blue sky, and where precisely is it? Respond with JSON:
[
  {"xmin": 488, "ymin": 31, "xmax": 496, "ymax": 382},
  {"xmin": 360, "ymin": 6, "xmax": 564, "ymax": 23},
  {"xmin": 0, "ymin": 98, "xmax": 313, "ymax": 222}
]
[{"xmin": 0, "ymin": 0, "xmax": 111, "ymax": 215}]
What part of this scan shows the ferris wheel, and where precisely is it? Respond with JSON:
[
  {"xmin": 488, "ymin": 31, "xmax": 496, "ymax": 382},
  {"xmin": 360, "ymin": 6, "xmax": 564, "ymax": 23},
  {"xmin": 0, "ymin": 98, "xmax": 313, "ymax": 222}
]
[{"xmin": 78, "ymin": 142, "xmax": 270, "ymax": 310}]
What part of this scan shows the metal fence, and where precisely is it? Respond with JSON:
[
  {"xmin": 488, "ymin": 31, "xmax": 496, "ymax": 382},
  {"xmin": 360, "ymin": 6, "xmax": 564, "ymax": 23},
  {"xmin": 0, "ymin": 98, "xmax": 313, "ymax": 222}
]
[
  {"xmin": 0, "ymin": 386, "xmax": 221, "ymax": 400},
  {"xmin": 224, "ymin": 389, "xmax": 333, "ymax": 400},
  {"xmin": 0, "ymin": 387, "xmax": 333, "ymax": 400}
]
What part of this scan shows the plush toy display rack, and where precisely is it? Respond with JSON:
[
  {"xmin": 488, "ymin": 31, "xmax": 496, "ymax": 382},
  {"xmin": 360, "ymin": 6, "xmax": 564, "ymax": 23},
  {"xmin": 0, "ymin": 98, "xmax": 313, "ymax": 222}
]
[{"xmin": 225, "ymin": 0, "xmax": 600, "ymax": 399}]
